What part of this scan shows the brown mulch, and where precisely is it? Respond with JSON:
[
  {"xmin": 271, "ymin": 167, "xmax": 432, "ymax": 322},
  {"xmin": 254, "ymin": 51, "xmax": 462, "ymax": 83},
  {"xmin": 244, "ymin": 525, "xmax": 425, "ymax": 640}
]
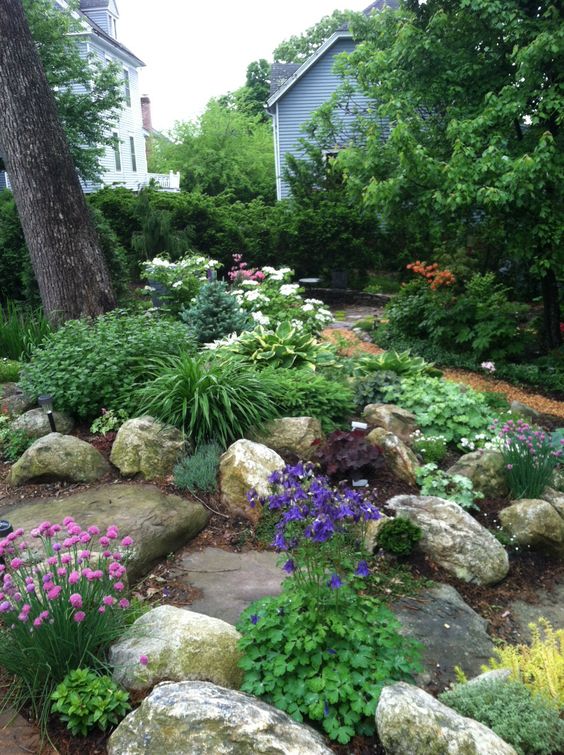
[{"xmin": 322, "ymin": 326, "xmax": 564, "ymax": 420}]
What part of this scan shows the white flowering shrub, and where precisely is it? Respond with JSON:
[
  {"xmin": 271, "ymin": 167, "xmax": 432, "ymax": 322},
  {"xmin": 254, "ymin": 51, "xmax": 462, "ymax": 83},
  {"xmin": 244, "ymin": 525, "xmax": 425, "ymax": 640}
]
[
  {"xmin": 232, "ymin": 265, "xmax": 332, "ymax": 335},
  {"xmin": 141, "ymin": 254, "xmax": 221, "ymax": 315}
]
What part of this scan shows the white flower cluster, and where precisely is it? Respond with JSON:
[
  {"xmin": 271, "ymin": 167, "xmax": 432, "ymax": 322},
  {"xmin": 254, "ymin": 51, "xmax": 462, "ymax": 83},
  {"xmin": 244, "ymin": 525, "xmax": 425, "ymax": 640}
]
[{"xmin": 204, "ymin": 332, "xmax": 241, "ymax": 350}]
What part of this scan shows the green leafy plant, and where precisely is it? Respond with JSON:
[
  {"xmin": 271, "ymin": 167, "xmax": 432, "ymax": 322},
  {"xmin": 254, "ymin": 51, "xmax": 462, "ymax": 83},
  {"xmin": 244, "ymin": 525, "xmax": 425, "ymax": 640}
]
[
  {"xmin": 173, "ymin": 442, "xmax": 222, "ymax": 494},
  {"xmin": 260, "ymin": 367, "xmax": 354, "ymax": 434},
  {"xmin": 132, "ymin": 353, "xmax": 278, "ymax": 448},
  {"xmin": 439, "ymin": 679, "xmax": 564, "ymax": 755},
  {"xmin": 392, "ymin": 376, "xmax": 494, "ymax": 445},
  {"xmin": 89, "ymin": 408, "xmax": 128, "ymax": 436},
  {"xmin": 411, "ymin": 431, "xmax": 448, "ymax": 464},
  {"xmin": 0, "ymin": 358, "xmax": 21, "ymax": 383},
  {"xmin": 416, "ymin": 463, "xmax": 484, "ymax": 510},
  {"xmin": 180, "ymin": 281, "xmax": 249, "ymax": 343},
  {"xmin": 50, "ymin": 669, "xmax": 130, "ymax": 737},
  {"xmin": 0, "ymin": 414, "xmax": 33, "ymax": 462},
  {"xmin": 354, "ymin": 370, "xmax": 403, "ymax": 408},
  {"xmin": 217, "ymin": 321, "xmax": 335, "ymax": 370},
  {"xmin": 376, "ymin": 518, "xmax": 422, "ymax": 556},
  {"xmin": 353, "ymin": 349, "xmax": 439, "ymax": 379},
  {"xmin": 141, "ymin": 253, "xmax": 221, "ymax": 315},
  {"xmin": 0, "ymin": 301, "xmax": 51, "ymax": 361},
  {"xmin": 19, "ymin": 312, "xmax": 195, "ymax": 421}
]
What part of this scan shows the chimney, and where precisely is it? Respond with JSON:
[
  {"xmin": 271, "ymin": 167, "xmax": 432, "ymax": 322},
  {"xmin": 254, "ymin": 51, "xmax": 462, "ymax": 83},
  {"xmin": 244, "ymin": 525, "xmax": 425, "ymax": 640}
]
[{"xmin": 141, "ymin": 95, "xmax": 153, "ymax": 132}]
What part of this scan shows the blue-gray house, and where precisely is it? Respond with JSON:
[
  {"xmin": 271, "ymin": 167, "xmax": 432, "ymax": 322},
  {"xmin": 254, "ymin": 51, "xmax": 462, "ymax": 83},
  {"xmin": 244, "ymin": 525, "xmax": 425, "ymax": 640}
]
[{"xmin": 267, "ymin": 0, "xmax": 399, "ymax": 200}]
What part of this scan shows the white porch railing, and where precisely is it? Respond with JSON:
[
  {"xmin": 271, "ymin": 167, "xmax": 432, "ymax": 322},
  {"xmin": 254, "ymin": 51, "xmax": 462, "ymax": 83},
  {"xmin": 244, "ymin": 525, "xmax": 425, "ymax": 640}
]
[{"xmin": 146, "ymin": 171, "xmax": 181, "ymax": 191}]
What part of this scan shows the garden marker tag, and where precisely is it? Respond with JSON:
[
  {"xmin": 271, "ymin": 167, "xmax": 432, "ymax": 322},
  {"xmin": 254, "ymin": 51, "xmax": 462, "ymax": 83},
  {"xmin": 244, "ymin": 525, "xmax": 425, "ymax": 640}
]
[
  {"xmin": 352, "ymin": 479, "xmax": 368, "ymax": 487},
  {"xmin": 351, "ymin": 421, "xmax": 368, "ymax": 430}
]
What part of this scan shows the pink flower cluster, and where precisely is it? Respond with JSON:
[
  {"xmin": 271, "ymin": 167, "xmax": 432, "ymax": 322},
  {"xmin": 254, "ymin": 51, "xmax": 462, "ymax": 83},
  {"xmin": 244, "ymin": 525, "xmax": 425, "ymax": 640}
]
[
  {"xmin": 227, "ymin": 253, "xmax": 265, "ymax": 284},
  {"xmin": 0, "ymin": 517, "xmax": 133, "ymax": 628}
]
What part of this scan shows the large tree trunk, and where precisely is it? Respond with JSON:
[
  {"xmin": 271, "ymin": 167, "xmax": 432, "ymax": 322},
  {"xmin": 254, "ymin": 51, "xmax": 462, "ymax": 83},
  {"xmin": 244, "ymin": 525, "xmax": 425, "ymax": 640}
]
[{"xmin": 0, "ymin": 0, "xmax": 116, "ymax": 323}]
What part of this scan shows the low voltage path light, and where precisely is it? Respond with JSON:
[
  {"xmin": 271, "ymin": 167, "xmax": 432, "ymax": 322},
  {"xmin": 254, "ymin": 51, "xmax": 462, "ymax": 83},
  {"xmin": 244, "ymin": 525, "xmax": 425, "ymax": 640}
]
[{"xmin": 38, "ymin": 394, "xmax": 57, "ymax": 432}]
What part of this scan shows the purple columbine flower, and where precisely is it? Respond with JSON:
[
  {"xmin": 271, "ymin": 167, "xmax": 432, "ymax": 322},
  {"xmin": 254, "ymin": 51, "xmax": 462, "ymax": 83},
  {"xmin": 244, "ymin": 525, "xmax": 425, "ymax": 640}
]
[
  {"xmin": 250, "ymin": 614, "xmax": 260, "ymax": 625},
  {"xmin": 355, "ymin": 560, "xmax": 370, "ymax": 577},
  {"xmin": 283, "ymin": 559, "xmax": 296, "ymax": 574},
  {"xmin": 328, "ymin": 574, "xmax": 343, "ymax": 590}
]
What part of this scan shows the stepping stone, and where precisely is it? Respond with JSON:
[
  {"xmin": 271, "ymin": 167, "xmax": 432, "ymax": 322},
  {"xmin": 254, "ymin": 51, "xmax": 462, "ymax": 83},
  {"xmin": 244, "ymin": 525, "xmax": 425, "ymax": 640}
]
[
  {"xmin": 0, "ymin": 709, "xmax": 55, "ymax": 755},
  {"xmin": 391, "ymin": 583, "xmax": 495, "ymax": 687},
  {"xmin": 175, "ymin": 547, "xmax": 284, "ymax": 625},
  {"xmin": 0, "ymin": 483, "xmax": 208, "ymax": 583}
]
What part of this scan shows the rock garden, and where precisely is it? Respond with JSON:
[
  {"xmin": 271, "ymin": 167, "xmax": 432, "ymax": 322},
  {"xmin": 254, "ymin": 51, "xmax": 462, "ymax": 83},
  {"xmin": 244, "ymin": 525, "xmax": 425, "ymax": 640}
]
[{"xmin": 0, "ymin": 256, "xmax": 563, "ymax": 755}]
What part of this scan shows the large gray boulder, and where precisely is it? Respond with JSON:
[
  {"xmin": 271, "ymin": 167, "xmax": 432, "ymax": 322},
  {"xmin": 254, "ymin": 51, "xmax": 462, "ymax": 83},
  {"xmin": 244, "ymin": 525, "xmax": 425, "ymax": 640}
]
[
  {"xmin": 0, "ymin": 483, "xmax": 208, "ymax": 582},
  {"xmin": 391, "ymin": 584, "xmax": 495, "ymax": 687},
  {"xmin": 7, "ymin": 433, "xmax": 110, "ymax": 486},
  {"xmin": 108, "ymin": 681, "xmax": 332, "ymax": 755},
  {"xmin": 541, "ymin": 487, "xmax": 564, "ymax": 518},
  {"xmin": 387, "ymin": 494, "xmax": 509, "ymax": 585},
  {"xmin": 367, "ymin": 427, "xmax": 418, "ymax": 485},
  {"xmin": 0, "ymin": 383, "xmax": 34, "ymax": 417},
  {"xmin": 110, "ymin": 416, "xmax": 185, "ymax": 480},
  {"xmin": 376, "ymin": 682, "xmax": 517, "ymax": 754},
  {"xmin": 110, "ymin": 605, "xmax": 243, "ymax": 692},
  {"xmin": 448, "ymin": 449, "xmax": 508, "ymax": 498},
  {"xmin": 219, "ymin": 439, "xmax": 285, "ymax": 523},
  {"xmin": 499, "ymin": 499, "xmax": 564, "ymax": 555},
  {"xmin": 11, "ymin": 408, "xmax": 74, "ymax": 439},
  {"xmin": 363, "ymin": 403, "xmax": 417, "ymax": 444},
  {"xmin": 248, "ymin": 417, "xmax": 322, "ymax": 460}
]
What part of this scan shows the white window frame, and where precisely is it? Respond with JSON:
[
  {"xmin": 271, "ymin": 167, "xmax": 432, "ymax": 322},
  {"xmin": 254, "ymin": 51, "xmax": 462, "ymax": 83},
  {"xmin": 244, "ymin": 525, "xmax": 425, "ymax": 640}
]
[
  {"xmin": 112, "ymin": 131, "xmax": 122, "ymax": 172},
  {"xmin": 129, "ymin": 134, "xmax": 137, "ymax": 173}
]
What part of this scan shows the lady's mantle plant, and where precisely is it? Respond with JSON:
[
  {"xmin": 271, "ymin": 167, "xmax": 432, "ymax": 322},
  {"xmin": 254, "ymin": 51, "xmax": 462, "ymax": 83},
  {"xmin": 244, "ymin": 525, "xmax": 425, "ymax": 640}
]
[
  {"xmin": 238, "ymin": 464, "xmax": 422, "ymax": 744},
  {"xmin": 496, "ymin": 418, "xmax": 563, "ymax": 499},
  {"xmin": 0, "ymin": 517, "xmax": 133, "ymax": 724}
]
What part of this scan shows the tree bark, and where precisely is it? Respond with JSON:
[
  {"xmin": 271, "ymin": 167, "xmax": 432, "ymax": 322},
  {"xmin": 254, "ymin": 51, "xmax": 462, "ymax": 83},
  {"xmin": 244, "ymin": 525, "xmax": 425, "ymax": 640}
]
[
  {"xmin": 0, "ymin": 0, "xmax": 116, "ymax": 323},
  {"xmin": 540, "ymin": 267, "xmax": 561, "ymax": 350}
]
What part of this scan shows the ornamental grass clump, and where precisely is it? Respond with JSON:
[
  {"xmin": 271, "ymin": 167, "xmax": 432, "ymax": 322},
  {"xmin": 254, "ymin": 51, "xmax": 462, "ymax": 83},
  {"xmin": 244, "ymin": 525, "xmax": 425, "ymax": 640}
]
[
  {"xmin": 239, "ymin": 464, "xmax": 422, "ymax": 743},
  {"xmin": 496, "ymin": 418, "xmax": 562, "ymax": 499},
  {"xmin": 0, "ymin": 518, "xmax": 134, "ymax": 727}
]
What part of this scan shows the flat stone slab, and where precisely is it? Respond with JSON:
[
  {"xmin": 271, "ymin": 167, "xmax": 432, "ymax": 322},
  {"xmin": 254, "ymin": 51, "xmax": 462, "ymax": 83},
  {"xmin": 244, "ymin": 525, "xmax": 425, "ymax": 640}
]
[
  {"xmin": 391, "ymin": 583, "xmax": 494, "ymax": 688},
  {"xmin": 0, "ymin": 709, "xmax": 55, "ymax": 755},
  {"xmin": 0, "ymin": 484, "xmax": 209, "ymax": 583},
  {"xmin": 509, "ymin": 579, "xmax": 564, "ymax": 641},
  {"xmin": 176, "ymin": 547, "xmax": 284, "ymax": 625}
]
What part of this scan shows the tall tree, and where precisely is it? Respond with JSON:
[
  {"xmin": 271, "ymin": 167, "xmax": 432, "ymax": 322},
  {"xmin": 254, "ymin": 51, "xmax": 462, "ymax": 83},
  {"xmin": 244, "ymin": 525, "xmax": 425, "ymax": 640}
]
[
  {"xmin": 315, "ymin": 0, "xmax": 562, "ymax": 347},
  {"xmin": 0, "ymin": 0, "xmax": 116, "ymax": 322},
  {"xmin": 22, "ymin": 0, "xmax": 122, "ymax": 182},
  {"xmin": 273, "ymin": 9, "xmax": 351, "ymax": 64}
]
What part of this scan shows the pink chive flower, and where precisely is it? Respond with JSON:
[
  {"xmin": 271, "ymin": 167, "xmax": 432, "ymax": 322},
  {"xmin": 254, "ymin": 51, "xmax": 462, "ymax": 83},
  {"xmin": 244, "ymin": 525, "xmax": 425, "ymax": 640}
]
[
  {"xmin": 63, "ymin": 516, "xmax": 74, "ymax": 526},
  {"xmin": 139, "ymin": 655, "xmax": 148, "ymax": 666},
  {"xmin": 98, "ymin": 606, "xmax": 106, "ymax": 614},
  {"xmin": 99, "ymin": 536, "xmax": 110, "ymax": 547},
  {"xmin": 47, "ymin": 586, "xmax": 62, "ymax": 600},
  {"xmin": 88, "ymin": 525, "xmax": 100, "ymax": 536},
  {"xmin": 102, "ymin": 595, "xmax": 115, "ymax": 606},
  {"xmin": 46, "ymin": 556, "xmax": 58, "ymax": 566},
  {"xmin": 121, "ymin": 536, "xmax": 133, "ymax": 547},
  {"xmin": 69, "ymin": 593, "xmax": 83, "ymax": 609},
  {"xmin": 40, "ymin": 610, "xmax": 49, "ymax": 620},
  {"xmin": 113, "ymin": 581, "xmax": 125, "ymax": 592},
  {"xmin": 33, "ymin": 617, "xmax": 43, "ymax": 627},
  {"xmin": 68, "ymin": 571, "xmax": 80, "ymax": 585},
  {"xmin": 73, "ymin": 611, "xmax": 86, "ymax": 623},
  {"xmin": 61, "ymin": 553, "xmax": 72, "ymax": 564},
  {"xmin": 57, "ymin": 567, "xmax": 67, "ymax": 577},
  {"xmin": 119, "ymin": 598, "xmax": 130, "ymax": 609},
  {"xmin": 10, "ymin": 558, "xmax": 24, "ymax": 570}
]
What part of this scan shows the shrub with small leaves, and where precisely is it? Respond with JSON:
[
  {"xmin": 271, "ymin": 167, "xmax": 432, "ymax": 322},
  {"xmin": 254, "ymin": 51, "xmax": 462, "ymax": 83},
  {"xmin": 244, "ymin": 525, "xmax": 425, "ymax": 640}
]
[
  {"xmin": 354, "ymin": 370, "xmax": 402, "ymax": 408},
  {"xmin": 0, "ymin": 414, "xmax": 33, "ymax": 462},
  {"xmin": 180, "ymin": 281, "xmax": 249, "ymax": 344},
  {"xmin": 376, "ymin": 517, "xmax": 422, "ymax": 556},
  {"xmin": 50, "ymin": 668, "xmax": 131, "ymax": 737},
  {"xmin": 0, "ymin": 358, "xmax": 21, "ymax": 383},
  {"xmin": 173, "ymin": 442, "xmax": 222, "ymax": 494},
  {"xmin": 439, "ymin": 679, "xmax": 564, "ymax": 755}
]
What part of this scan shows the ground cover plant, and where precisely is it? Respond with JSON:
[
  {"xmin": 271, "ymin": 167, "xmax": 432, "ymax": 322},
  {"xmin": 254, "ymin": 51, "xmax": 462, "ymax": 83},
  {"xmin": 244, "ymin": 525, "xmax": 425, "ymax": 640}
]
[
  {"xmin": 0, "ymin": 414, "xmax": 33, "ymax": 462},
  {"xmin": 0, "ymin": 358, "xmax": 21, "ymax": 383},
  {"xmin": 19, "ymin": 311, "xmax": 195, "ymax": 421},
  {"xmin": 440, "ymin": 679, "xmax": 564, "ymax": 755},
  {"xmin": 240, "ymin": 463, "xmax": 422, "ymax": 744},
  {"xmin": 416, "ymin": 463, "xmax": 484, "ymax": 510},
  {"xmin": 410, "ymin": 431, "xmax": 448, "ymax": 464},
  {"xmin": 0, "ymin": 517, "xmax": 134, "ymax": 727},
  {"xmin": 173, "ymin": 442, "xmax": 222, "ymax": 494}
]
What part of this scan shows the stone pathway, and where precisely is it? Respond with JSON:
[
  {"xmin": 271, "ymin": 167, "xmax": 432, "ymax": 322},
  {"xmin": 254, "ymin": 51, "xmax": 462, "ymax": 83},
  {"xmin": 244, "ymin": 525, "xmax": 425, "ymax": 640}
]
[{"xmin": 174, "ymin": 547, "xmax": 284, "ymax": 626}]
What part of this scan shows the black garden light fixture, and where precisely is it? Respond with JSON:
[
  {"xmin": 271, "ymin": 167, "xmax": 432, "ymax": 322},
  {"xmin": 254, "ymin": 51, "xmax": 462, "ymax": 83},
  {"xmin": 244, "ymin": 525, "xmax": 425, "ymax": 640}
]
[{"xmin": 38, "ymin": 394, "xmax": 57, "ymax": 432}]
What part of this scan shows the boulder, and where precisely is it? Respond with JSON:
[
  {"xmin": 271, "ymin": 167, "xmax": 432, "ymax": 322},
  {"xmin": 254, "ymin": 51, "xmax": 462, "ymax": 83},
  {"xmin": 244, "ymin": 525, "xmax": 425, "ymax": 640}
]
[
  {"xmin": 465, "ymin": 669, "xmax": 511, "ymax": 688},
  {"xmin": 362, "ymin": 403, "xmax": 417, "ymax": 444},
  {"xmin": 111, "ymin": 605, "xmax": 243, "ymax": 692},
  {"xmin": 248, "ymin": 417, "xmax": 322, "ymax": 460},
  {"xmin": 219, "ymin": 439, "xmax": 285, "ymax": 523},
  {"xmin": 367, "ymin": 427, "xmax": 418, "ymax": 485},
  {"xmin": 552, "ymin": 467, "xmax": 564, "ymax": 493},
  {"xmin": 391, "ymin": 584, "xmax": 495, "ymax": 687},
  {"xmin": 7, "ymin": 433, "xmax": 110, "ymax": 486},
  {"xmin": 11, "ymin": 408, "xmax": 74, "ymax": 439},
  {"xmin": 376, "ymin": 682, "xmax": 517, "ymax": 755},
  {"xmin": 510, "ymin": 400, "xmax": 540, "ymax": 420},
  {"xmin": 0, "ymin": 483, "xmax": 208, "ymax": 582},
  {"xmin": 447, "ymin": 449, "xmax": 508, "ymax": 498},
  {"xmin": 541, "ymin": 487, "xmax": 564, "ymax": 519},
  {"xmin": 108, "ymin": 681, "xmax": 332, "ymax": 755},
  {"xmin": 387, "ymin": 495, "xmax": 509, "ymax": 585},
  {"xmin": 499, "ymin": 499, "xmax": 564, "ymax": 555},
  {"xmin": 364, "ymin": 514, "xmax": 391, "ymax": 553},
  {"xmin": 0, "ymin": 383, "xmax": 34, "ymax": 417},
  {"xmin": 110, "ymin": 416, "xmax": 185, "ymax": 480}
]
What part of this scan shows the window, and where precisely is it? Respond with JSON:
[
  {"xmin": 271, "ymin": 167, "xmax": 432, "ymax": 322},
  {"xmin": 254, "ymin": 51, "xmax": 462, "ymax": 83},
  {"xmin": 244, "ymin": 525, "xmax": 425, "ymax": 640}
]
[
  {"xmin": 123, "ymin": 68, "xmax": 131, "ymax": 106},
  {"xmin": 129, "ymin": 136, "xmax": 137, "ymax": 172},
  {"xmin": 112, "ymin": 132, "xmax": 121, "ymax": 171}
]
